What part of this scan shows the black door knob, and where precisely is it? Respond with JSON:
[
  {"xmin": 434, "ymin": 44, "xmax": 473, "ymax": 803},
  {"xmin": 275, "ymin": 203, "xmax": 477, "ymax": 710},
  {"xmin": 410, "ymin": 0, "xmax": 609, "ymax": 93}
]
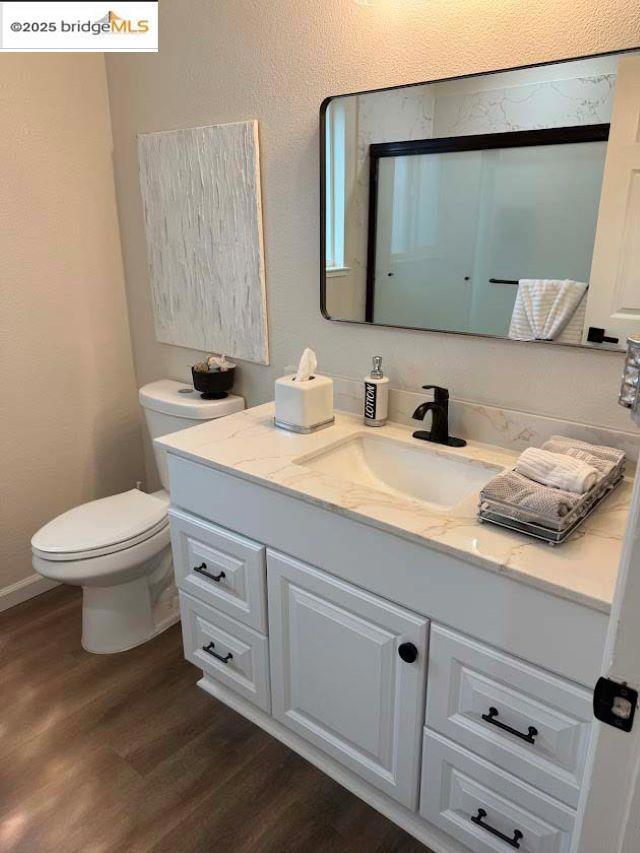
[
  {"xmin": 398, "ymin": 642, "xmax": 418, "ymax": 663},
  {"xmin": 587, "ymin": 326, "xmax": 619, "ymax": 344}
]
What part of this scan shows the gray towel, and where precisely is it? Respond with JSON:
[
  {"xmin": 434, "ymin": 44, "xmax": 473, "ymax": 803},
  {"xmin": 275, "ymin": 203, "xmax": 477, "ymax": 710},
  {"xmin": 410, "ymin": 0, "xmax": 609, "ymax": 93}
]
[
  {"xmin": 481, "ymin": 470, "xmax": 581, "ymax": 520},
  {"xmin": 542, "ymin": 436, "xmax": 625, "ymax": 477}
]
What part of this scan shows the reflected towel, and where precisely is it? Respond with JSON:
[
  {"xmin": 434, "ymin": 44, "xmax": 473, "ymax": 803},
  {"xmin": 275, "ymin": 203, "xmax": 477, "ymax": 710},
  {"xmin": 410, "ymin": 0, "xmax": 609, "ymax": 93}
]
[
  {"xmin": 556, "ymin": 295, "xmax": 587, "ymax": 345},
  {"xmin": 480, "ymin": 470, "xmax": 581, "ymax": 519},
  {"xmin": 542, "ymin": 436, "xmax": 625, "ymax": 477},
  {"xmin": 508, "ymin": 280, "xmax": 588, "ymax": 341},
  {"xmin": 515, "ymin": 447, "xmax": 599, "ymax": 494}
]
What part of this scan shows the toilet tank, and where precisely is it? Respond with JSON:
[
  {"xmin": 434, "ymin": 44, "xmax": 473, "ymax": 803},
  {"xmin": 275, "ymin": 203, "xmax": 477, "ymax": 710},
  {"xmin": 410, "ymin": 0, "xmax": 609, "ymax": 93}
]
[{"xmin": 138, "ymin": 380, "xmax": 245, "ymax": 490}]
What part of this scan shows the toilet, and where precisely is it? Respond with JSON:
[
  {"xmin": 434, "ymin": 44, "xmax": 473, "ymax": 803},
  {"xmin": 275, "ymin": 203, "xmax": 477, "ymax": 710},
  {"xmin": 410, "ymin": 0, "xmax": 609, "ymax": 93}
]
[{"xmin": 31, "ymin": 380, "xmax": 244, "ymax": 654}]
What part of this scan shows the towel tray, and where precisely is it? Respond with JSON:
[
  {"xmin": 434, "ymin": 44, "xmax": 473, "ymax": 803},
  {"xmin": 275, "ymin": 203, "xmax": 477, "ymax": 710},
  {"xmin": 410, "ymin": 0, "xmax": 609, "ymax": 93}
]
[{"xmin": 477, "ymin": 466, "xmax": 624, "ymax": 546}]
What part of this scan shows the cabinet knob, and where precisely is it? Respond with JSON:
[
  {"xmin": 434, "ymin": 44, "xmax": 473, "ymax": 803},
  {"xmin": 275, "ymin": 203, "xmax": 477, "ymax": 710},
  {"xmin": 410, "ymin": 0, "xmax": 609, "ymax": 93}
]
[{"xmin": 398, "ymin": 642, "xmax": 418, "ymax": 663}]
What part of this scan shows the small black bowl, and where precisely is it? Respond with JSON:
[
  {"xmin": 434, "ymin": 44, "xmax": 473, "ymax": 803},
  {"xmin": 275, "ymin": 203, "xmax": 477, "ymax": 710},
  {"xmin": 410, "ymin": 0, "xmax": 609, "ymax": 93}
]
[{"xmin": 191, "ymin": 366, "xmax": 236, "ymax": 399}]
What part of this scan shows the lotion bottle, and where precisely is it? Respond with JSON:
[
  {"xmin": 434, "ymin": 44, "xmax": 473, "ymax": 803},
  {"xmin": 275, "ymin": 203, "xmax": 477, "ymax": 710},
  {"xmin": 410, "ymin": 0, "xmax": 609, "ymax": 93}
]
[{"xmin": 364, "ymin": 356, "xmax": 389, "ymax": 426}]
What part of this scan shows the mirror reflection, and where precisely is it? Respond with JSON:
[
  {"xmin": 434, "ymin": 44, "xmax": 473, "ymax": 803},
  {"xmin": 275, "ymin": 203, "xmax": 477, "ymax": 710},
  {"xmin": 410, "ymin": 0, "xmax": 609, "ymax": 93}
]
[{"xmin": 322, "ymin": 52, "xmax": 640, "ymax": 349}]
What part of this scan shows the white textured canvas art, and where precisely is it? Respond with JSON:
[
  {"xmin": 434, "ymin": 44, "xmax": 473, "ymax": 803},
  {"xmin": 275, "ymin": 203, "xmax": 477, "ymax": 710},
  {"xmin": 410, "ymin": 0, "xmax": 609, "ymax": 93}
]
[{"xmin": 137, "ymin": 120, "xmax": 269, "ymax": 364}]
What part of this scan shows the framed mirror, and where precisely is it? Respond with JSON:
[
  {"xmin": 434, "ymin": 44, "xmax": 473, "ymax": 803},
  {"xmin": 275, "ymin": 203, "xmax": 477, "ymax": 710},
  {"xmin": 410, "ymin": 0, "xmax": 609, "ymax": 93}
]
[{"xmin": 320, "ymin": 50, "xmax": 640, "ymax": 350}]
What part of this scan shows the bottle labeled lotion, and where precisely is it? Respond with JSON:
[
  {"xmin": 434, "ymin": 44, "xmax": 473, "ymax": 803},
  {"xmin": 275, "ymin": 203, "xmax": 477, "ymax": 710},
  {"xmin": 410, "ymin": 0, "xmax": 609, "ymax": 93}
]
[{"xmin": 364, "ymin": 356, "xmax": 389, "ymax": 427}]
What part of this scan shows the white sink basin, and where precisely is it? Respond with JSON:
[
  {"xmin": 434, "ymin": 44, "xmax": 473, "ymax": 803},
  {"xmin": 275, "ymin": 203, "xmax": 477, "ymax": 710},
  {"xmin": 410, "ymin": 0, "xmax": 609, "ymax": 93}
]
[{"xmin": 295, "ymin": 433, "xmax": 503, "ymax": 512}]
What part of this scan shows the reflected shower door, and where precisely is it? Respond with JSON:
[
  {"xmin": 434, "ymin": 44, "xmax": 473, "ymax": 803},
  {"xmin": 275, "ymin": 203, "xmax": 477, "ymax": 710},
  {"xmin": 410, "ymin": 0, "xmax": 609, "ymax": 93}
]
[{"xmin": 372, "ymin": 150, "xmax": 484, "ymax": 330}]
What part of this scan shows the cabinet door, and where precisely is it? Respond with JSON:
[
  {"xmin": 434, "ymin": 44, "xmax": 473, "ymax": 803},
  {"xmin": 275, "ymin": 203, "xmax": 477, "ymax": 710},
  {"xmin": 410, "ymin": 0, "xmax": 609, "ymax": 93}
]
[{"xmin": 267, "ymin": 550, "xmax": 428, "ymax": 808}]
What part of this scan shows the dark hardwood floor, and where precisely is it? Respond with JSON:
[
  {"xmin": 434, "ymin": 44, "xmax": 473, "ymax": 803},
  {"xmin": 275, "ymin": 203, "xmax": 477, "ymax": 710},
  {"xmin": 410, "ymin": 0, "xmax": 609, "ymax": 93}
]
[{"xmin": 1, "ymin": 586, "xmax": 430, "ymax": 853}]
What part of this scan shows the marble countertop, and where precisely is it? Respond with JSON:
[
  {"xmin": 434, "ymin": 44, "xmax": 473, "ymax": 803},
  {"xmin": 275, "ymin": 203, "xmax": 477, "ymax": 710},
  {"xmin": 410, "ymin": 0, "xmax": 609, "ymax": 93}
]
[{"xmin": 157, "ymin": 403, "xmax": 632, "ymax": 613}]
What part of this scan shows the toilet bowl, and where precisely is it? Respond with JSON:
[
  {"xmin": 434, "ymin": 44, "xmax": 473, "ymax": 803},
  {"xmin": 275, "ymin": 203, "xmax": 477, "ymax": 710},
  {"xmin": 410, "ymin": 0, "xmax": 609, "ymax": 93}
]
[
  {"xmin": 32, "ymin": 488, "xmax": 173, "ymax": 653},
  {"xmin": 32, "ymin": 380, "xmax": 244, "ymax": 654}
]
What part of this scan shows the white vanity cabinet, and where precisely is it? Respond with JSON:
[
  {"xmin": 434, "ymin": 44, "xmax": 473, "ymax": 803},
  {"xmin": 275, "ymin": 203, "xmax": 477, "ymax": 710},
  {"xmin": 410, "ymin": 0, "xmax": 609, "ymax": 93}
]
[
  {"xmin": 165, "ymin": 453, "xmax": 606, "ymax": 853},
  {"xmin": 267, "ymin": 550, "xmax": 428, "ymax": 809}
]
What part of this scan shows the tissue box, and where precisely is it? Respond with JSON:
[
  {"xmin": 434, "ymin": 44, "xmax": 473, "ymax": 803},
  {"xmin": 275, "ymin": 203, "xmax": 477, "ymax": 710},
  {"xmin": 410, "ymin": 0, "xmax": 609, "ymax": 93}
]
[{"xmin": 274, "ymin": 374, "xmax": 334, "ymax": 433}]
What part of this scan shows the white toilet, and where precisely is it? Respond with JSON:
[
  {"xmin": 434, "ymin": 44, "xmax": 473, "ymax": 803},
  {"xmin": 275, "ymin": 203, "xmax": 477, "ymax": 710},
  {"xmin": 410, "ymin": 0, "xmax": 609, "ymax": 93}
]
[{"xmin": 31, "ymin": 380, "xmax": 244, "ymax": 654}]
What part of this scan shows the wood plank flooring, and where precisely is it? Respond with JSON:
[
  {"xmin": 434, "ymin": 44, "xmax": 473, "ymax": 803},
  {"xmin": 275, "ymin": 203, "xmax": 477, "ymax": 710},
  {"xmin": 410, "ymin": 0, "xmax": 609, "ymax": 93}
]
[{"xmin": 1, "ymin": 586, "xmax": 430, "ymax": 853}]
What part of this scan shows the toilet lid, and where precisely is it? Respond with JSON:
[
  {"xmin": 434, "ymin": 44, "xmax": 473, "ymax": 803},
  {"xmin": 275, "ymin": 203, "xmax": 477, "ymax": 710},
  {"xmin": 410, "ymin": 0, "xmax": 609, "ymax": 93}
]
[{"xmin": 32, "ymin": 489, "xmax": 169, "ymax": 558}]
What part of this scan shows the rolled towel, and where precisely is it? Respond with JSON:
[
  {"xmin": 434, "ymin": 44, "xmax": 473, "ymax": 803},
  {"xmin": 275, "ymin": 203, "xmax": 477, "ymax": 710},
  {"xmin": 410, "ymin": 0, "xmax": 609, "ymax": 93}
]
[
  {"xmin": 542, "ymin": 436, "xmax": 625, "ymax": 477},
  {"xmin": 515, "ymin": 447, "xmax": 599, "ymax": 494},
  {"xmin": 481, "ymin": 471, "xmax": 581, "ymax": 520}
]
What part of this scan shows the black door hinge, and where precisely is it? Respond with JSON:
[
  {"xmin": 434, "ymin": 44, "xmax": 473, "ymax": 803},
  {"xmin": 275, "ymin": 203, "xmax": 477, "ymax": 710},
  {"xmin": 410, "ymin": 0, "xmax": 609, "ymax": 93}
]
[{"xmin": 593, "ymin": 677, "xmax": 638, "ymax": 732}]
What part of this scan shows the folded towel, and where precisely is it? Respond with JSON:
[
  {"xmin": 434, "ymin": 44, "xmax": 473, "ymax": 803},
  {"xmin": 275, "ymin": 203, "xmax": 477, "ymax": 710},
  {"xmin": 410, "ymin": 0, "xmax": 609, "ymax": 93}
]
[
  {"xmin": 481, "ymin": 470, "xmax": 582, "ymax": 520},
  {"xmin": 542, "ymin": 436, "xmax": 625, "ymax": 477},
  {"xmin": 515, "ymin": 447, "xmax": 599, "ymax": 494},
  {"xmin": 508, "ymin": 280, "xmax": 588, "ymax": 341}
]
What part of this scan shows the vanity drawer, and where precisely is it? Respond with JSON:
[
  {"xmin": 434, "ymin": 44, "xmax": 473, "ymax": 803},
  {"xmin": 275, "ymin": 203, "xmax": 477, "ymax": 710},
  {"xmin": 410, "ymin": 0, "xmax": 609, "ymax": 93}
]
[
  {"xmin": 179, "ymin": 592, "xmax": 270, "ymax": 713},
  {"xmin": 170, "ymin": 508, "xmax": 267, "ymax": 632},
  {"xmin": 426, "ymin": 625, "xmax": 592, "ymax": 807},
  {"xmin": 420, "ymin": 730, "xmax": 575, "ymax": 853}
]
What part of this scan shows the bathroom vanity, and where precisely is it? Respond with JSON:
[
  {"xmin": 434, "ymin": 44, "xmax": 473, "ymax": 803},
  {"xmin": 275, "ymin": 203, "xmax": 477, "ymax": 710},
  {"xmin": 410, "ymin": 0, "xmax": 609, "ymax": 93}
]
[{"xmin": 158, "ymin": 404, "xmax": 630, "ymax": 853}]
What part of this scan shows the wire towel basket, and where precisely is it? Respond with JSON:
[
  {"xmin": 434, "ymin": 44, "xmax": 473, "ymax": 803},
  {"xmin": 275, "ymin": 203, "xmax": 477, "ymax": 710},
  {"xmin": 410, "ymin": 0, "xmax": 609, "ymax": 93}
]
[{"xmin": 477, "ymin": 463, "xmax": 624, "ymax": 545}]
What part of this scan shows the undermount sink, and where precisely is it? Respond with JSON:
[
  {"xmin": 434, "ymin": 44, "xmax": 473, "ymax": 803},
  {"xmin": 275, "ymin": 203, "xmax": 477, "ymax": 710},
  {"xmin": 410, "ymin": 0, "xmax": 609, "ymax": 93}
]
[{"xmin": 295, "ymin": 433, "xmax": 504, "ymax": 511}]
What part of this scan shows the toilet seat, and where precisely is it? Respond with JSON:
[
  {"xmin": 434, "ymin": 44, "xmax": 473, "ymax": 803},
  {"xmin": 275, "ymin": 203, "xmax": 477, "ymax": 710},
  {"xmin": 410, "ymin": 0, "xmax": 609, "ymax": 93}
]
[
  {"xmin": 32, "ymin": 523, "xmax": 172, "ymax": 587},
  {"xmin": 31, "ymin": 489, "xmax": 169, "ymax": 561}
]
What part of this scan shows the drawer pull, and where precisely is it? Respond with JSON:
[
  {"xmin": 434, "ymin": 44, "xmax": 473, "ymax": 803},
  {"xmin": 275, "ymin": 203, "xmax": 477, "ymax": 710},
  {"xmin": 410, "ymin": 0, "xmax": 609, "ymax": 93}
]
[
  {"xmin": 194, "ymin": 562, "xmax": 226, "ymax": 583},
  {"xmin": 482, "ymin": 706, "xmax": 538, "ymax": 744},
  {"xmin": 471, "ymin": 808, "xmax": 523, "ymax": 849},
  {"xmin": 202, "ymin": 641, "xmax": 233, "ymax": 664}
]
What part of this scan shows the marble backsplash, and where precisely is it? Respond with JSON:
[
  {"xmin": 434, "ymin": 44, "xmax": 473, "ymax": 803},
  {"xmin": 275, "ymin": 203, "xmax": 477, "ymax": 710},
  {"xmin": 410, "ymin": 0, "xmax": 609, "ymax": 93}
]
[
  {"xmin": 331, "ymin": 375, "xmax": 640, "ymax": 463},
  {"xmin": 433, "ymin": 73, "xmax": 615, "ymax": 136}
]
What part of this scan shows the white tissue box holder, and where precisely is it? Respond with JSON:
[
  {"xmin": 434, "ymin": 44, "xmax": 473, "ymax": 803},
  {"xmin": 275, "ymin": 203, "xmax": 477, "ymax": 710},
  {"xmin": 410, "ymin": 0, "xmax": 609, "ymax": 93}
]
[{"xmin": 274, "ymin": 374, "xmax": 335, "ymax": 433}]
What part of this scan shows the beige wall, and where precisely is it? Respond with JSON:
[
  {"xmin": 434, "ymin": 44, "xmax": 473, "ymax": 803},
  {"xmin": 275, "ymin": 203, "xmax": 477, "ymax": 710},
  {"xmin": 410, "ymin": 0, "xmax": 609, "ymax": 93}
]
[
  {"xmin": 106, "ymin": 0, "xmax": 640, "ymax": 485},
  {"xmin": 0, "ymin": 55, "xmax": 144, "ymax": 592}
]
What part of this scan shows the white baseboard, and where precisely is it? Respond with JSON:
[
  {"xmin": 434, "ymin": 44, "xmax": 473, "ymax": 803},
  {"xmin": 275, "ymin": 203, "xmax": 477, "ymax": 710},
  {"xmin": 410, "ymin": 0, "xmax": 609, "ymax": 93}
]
[{"xmin": 0, "ymin": 574, "xmax": 60, "ymax": 613}]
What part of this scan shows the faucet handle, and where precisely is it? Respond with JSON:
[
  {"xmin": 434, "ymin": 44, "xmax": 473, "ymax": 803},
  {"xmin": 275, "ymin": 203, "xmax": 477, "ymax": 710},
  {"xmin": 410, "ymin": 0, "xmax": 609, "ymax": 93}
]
[{"xmin": 422, "ymin": 385, "xmax": 449, "ymax": 402}]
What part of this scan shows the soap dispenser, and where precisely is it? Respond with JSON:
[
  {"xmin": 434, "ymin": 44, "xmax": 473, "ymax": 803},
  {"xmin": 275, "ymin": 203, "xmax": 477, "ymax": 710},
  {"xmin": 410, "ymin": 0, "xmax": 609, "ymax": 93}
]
[{"xmin": 364, "ymin": 356, "xmax": 389, "ymax": 427}]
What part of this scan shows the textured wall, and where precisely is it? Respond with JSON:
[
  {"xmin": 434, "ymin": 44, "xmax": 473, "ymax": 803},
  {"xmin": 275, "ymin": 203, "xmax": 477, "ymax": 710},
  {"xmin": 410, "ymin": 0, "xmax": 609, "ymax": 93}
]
[
  {"xmin": 0, "ymin": 55, "xmax": 144, "ymax": 591},
  {"xmin": 138, "ymin": 121, "xmax": 268, "ymax": 364},
  {"xmin": 105, "ymin": 0, "xmax": 640, "ymax": 485}
]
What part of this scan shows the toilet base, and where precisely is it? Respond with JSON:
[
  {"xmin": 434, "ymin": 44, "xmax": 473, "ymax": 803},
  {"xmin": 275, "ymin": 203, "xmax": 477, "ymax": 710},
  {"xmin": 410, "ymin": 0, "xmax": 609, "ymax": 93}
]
[
  {"xmin": 82, "ymin": 603, "xmax": 180, "ymax": 653},
  {"xmin": 82, "ymin": 580, "xmax": 168, "ymax": 653},
  {"xmin": 81, "ymin": 547, "xmax": 179, "ymax": 654}
]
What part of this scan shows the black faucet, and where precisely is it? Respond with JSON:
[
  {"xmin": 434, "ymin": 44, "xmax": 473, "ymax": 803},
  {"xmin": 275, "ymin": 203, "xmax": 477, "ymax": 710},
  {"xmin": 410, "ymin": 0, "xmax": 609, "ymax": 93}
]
[{"xmin": 412, "ymin": 385, "xmax": 466, "ymax": 448}]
